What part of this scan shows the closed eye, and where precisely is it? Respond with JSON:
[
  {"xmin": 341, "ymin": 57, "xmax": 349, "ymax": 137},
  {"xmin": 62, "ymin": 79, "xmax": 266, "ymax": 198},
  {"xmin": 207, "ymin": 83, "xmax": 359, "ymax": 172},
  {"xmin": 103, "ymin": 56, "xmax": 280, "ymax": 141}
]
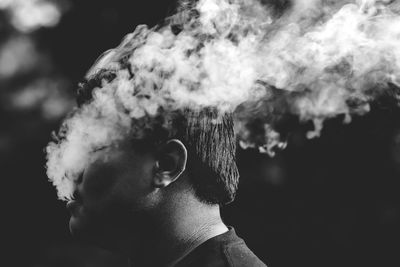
[{"xmin": 92, "ymin": 146, "xmax": 109, "ymax": 153}]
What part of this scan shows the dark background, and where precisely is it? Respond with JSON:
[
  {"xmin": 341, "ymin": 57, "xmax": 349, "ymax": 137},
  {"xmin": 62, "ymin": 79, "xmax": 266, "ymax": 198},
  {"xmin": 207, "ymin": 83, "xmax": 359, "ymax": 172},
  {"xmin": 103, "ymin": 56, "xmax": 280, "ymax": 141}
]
[{"xmin": 2, "ymin": 0, "xmax": 400, "ymax": 266}]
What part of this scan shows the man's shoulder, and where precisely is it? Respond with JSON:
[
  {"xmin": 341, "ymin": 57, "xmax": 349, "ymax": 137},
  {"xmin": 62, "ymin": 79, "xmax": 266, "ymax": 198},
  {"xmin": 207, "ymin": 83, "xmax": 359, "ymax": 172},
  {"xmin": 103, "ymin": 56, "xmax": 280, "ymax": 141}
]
[
  {"xmin": 175, "ymin": 227, "xmax": 267, "ymax": 267},
  {"xmin": 222, "ymin": 237, "xmax": 267, "ymax": 267}
]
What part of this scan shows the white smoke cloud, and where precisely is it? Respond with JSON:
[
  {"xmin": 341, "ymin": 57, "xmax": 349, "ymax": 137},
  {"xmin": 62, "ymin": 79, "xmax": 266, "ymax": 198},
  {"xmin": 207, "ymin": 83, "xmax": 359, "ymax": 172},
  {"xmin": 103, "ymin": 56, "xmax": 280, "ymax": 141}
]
[{"xmin": 47, "ymin": 0, "xmax": 400, "ymax": 200}]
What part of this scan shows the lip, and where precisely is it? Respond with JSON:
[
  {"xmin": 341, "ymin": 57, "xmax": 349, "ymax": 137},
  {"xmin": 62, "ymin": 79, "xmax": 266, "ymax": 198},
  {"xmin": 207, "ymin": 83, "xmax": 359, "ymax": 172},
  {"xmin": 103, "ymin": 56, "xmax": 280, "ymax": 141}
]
[{"xmin": 66, "ymin": 200, "xmax": 81, "ymax": 215}]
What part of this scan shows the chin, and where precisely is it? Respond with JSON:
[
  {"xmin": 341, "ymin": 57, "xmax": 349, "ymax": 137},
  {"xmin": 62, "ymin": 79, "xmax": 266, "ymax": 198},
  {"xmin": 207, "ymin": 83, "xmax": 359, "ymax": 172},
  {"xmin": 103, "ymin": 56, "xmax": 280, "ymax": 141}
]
[
  {"xmin": 69, "ymin": 214, "xmax": 87, "ymax": 237},
  {"xmin": 69, "ymin": 214, "xmax": 113, "ymax": 249},
  {"xmin": 68, "ymin": 211, "xmax": 95, "ymax": 239},
  {"xmin": 69, "ymin": 218, "xmax": 98, "ymax": 248}
]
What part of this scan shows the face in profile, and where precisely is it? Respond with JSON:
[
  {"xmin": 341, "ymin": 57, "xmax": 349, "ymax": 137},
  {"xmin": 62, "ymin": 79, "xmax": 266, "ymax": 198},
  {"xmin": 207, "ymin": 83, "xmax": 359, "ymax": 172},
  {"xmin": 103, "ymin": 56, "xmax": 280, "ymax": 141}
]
[{"xmin": 67, "ymin": 141, "xmax": 156, "ymax": 245}]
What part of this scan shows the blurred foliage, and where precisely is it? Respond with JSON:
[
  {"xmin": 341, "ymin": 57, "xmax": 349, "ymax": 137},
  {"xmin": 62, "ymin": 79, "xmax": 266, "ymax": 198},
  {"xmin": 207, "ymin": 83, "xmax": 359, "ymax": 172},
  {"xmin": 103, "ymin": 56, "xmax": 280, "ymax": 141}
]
[{"xmin": 2, "ymin": 1, "xmax": 400, "ymax": 267}]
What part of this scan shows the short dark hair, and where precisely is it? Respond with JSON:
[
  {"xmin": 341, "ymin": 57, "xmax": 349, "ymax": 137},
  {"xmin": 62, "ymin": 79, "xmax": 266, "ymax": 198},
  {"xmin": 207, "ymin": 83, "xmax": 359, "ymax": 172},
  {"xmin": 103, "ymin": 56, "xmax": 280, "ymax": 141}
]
[
  {"xmin": 77, "ymin": 71, "xmax": 240, "ymax": 205},
  {"xmin": 182, "ymin": 109, "xmax": 239, "ymax": 205}
]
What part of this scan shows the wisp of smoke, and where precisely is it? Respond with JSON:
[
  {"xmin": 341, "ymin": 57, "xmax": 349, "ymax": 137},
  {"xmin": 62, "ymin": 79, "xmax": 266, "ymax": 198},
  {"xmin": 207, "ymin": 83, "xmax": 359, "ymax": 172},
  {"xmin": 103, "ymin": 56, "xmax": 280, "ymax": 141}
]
[{"xmin": 47, "ymin": 0, "xmax": 400, "ymax": 200}]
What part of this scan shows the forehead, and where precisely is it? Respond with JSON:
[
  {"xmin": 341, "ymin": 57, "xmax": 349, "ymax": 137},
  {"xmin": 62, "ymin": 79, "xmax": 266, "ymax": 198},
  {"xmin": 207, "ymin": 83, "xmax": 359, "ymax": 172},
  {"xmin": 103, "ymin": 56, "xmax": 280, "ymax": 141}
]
[
  {"xmin": 88, "ymin": 140, "xmax": 150, "ymax": 166},
  {"xmin": 86, "ymin": 139, "xmax": 159, "ymax": 181}
]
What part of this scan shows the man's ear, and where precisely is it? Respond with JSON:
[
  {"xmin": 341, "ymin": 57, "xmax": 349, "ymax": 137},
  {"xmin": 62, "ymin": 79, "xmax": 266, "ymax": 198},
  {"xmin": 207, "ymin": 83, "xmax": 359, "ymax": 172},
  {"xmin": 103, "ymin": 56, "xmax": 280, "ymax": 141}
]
[{"xmin": 153, "ymin": 139, "xmax": 187, "ymax": 188}]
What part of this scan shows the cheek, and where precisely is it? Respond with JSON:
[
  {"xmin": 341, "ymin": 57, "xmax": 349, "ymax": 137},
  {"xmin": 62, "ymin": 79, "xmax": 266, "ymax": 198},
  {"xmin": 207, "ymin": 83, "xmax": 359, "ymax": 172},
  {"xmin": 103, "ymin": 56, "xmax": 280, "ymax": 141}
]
[
  {"xmin": 80, "ymin": 162, "xmax": 123, "ymax": 213},
  {"xmin": 80, "ymin": 151, "xmax": 155, "ymax": 211},
  {"xmin": 83, "ymin": 165, "xmax": 118, "ymax": 199}
]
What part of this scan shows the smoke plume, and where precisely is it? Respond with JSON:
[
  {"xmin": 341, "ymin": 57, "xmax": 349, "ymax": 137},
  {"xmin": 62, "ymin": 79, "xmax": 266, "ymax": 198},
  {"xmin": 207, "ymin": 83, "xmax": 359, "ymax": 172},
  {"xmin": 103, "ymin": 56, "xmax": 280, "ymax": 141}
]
[{"xmin": 47, "ymin": 0, "xmax": 400, "ymax": 200}]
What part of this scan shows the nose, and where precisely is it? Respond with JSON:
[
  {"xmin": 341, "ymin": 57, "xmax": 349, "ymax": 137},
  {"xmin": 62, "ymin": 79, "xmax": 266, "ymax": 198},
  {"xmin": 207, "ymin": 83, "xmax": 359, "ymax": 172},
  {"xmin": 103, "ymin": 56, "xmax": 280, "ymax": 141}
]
[
  {"xmin": 76, "ymin": 172, "xmax": 84, "ymax": 184},
  {"xmin": 71, "ymin": 172, "xmax": 84, "ymax": 201},
  {"xmin": 71, "ymin": 186, "xmax": 83, "ymax": 202}
]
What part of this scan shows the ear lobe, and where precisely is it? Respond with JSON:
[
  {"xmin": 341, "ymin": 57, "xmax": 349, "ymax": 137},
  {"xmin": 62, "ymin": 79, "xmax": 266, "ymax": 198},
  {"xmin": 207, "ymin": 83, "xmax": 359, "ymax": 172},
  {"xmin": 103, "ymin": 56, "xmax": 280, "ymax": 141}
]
[
  {"xmin": 153, "ymin": 139, "xmax": 187, "ymax": 188},
  {"xmin": 153, "ymin": 168, "xmax": 173, "ymax": 188}
]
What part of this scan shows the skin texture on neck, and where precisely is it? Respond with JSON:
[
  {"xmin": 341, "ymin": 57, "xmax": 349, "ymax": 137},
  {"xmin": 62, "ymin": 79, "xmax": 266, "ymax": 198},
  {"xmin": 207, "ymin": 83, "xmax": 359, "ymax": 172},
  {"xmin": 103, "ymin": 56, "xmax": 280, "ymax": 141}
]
[{"xmin": 128, "ymin": 183, "xmax": 228, "ymax": 267}]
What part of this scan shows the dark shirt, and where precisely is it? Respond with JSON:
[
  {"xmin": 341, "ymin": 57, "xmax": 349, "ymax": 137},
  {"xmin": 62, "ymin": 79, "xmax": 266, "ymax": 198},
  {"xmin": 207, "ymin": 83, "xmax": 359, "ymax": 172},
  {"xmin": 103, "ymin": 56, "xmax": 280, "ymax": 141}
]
[{"xmin": 174, "ymin": 228, "xmax": 267, "ymax": 267}]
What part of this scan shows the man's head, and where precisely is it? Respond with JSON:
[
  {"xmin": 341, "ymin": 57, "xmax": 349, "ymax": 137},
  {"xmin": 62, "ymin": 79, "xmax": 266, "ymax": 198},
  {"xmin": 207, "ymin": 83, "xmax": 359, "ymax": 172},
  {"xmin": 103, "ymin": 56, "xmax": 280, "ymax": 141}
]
[{"xmin": 66, "ymin": 70, "xmax": 240, "ymax": 248}]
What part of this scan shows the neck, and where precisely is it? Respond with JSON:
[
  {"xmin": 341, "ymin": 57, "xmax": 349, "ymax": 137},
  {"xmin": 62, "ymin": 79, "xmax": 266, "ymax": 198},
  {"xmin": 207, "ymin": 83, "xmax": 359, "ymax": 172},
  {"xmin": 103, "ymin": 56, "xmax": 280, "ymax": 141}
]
[{"xmin": 128, "ymin": 195, "xmax": 228, "ymax": 267}]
